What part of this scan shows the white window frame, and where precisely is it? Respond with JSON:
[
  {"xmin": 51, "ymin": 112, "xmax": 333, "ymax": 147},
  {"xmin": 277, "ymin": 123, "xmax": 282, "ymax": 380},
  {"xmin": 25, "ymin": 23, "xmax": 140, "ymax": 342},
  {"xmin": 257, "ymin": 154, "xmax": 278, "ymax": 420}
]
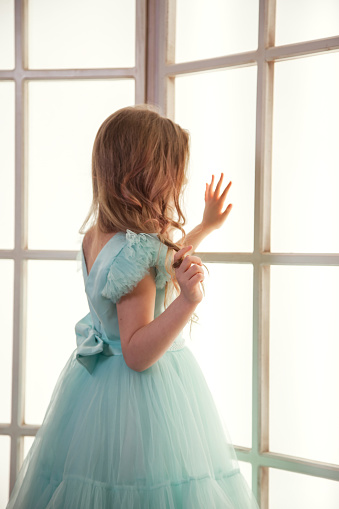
[
  {"xmin": 0, "ymin": 0, "xmax": 147, "ymax": 497},
  {"xmin": 146, "ymin": 0, "xmax": 339, "ymax": 507}
]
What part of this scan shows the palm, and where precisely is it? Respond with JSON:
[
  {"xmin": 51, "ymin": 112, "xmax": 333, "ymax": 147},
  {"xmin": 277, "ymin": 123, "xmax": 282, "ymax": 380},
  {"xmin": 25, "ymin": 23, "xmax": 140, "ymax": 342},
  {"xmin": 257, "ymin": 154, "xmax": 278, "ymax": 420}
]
[{"xmin": 202, "ymin": 173, "xmax": 233, "ymax": 231}]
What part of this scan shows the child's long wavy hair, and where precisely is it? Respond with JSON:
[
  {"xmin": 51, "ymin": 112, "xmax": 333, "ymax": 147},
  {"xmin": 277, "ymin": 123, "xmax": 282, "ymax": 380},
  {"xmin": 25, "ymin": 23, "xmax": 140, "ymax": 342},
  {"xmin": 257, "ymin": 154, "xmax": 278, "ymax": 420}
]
[{"xmin": 79, "ymin": 104, "xmax": 208, "ymax": 331}]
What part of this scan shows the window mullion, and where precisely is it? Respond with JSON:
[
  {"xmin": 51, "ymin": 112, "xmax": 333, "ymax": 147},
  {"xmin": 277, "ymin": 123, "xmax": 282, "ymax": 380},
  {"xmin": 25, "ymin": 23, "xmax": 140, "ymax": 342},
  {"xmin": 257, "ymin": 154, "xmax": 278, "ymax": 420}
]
[
  {"xmin": 146, "ymin": 0, "xmax": 168, "ymax": 112},
  {"xmin": 135, "ymin": 0, "xmax": 147, "ymax": 104},
  {"xmin": 253, "ymin": 0, "xmax": 277, "ymax": 506},
  {"xmin": 9, "ymin": 0, "xmax": 27, "ymax": 496}
]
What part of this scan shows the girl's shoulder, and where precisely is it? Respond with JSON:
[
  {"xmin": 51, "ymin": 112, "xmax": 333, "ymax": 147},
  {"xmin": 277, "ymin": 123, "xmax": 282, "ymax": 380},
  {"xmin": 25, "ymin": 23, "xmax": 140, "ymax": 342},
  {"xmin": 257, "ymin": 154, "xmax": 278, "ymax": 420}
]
[{"xmin": 101, "ymin": 229, "xmax": 171, "ymax": 304}]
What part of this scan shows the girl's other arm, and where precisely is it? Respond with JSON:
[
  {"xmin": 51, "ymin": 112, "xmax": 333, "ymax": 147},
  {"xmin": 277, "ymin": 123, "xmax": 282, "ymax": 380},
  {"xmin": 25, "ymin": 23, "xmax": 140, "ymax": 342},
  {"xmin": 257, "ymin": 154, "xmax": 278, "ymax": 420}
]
[
  {"xmin": 177, "ymin": 173, "xmax": 233, "ymax": 252},
  {"xmin": 178, "ymin": 222, "xmax": 212, "ymax": 253}
]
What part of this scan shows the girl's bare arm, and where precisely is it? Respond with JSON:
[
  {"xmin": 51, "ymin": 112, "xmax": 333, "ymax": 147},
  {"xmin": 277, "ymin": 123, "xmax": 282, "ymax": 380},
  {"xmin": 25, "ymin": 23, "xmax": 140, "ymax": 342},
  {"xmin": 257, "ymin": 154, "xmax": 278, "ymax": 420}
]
[
  {"xmin": 117, "ymin": 248, "xmax": 204, "ymax": 372},
  {"xmin": 117, "ymin": 270, "xmax": 199, "ymax": 372},
  {"xmin": 177, "ymin": 222, "xmax": 212, "ymax": 253}
]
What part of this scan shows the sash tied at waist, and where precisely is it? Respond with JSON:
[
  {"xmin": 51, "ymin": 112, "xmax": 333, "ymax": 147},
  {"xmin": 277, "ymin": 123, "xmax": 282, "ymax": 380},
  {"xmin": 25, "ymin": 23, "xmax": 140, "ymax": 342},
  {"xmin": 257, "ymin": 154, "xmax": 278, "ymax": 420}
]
[{"xmin": 75, "ymin": 312, "xmax": 122, "ymax": 375}]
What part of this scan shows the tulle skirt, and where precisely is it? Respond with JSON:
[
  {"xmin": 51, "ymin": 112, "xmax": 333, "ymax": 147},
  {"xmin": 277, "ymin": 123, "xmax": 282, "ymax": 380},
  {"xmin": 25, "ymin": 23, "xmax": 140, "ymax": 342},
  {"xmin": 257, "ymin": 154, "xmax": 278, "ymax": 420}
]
[{"xmin": 6, "ymin": 346, "xmax": 259, "ymax": 508}]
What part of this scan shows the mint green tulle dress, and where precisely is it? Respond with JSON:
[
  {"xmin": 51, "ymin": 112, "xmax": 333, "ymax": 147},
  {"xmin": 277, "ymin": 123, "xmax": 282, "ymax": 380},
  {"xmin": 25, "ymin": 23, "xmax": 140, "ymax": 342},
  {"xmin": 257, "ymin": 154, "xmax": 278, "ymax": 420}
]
[{"xmin": 6, "ymin": 229, "xmax": 260, "ymax": 509}]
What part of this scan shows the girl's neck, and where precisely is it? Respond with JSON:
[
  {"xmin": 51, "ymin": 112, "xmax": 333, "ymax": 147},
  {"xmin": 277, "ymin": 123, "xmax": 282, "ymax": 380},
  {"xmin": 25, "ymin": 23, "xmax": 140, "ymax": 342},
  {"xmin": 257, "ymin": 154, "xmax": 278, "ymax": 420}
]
[{"xmin": 92, "ymin": 223, "xmax": 118, "ymax": 236}]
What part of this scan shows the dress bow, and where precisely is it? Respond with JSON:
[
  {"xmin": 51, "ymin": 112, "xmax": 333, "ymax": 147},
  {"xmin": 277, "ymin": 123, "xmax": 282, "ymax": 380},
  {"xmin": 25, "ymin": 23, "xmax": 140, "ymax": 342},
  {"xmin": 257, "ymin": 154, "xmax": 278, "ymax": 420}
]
[{"xmin": 75, "ymin": 312, "xmax": 122, "ymax": 375}]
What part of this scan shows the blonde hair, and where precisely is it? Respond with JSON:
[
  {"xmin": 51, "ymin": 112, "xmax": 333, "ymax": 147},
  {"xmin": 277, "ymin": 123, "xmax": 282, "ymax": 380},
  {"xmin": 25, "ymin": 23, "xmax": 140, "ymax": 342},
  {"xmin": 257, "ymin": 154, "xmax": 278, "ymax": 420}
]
[{"xmin": 79, "ymin": 104, "xmax": 208, "ymax": 330}]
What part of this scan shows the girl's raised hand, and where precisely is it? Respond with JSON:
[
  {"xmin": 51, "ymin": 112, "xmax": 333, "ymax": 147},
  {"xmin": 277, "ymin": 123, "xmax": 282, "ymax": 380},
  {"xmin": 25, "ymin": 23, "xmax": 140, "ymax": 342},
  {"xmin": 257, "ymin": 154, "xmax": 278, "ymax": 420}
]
[
  {"xmin": 172, "ymin": 245, "xmax": 204, "ymax": 304},
  {"xmin": 202, "ymin": 173, "xmax": 233, "ymax": 232}
]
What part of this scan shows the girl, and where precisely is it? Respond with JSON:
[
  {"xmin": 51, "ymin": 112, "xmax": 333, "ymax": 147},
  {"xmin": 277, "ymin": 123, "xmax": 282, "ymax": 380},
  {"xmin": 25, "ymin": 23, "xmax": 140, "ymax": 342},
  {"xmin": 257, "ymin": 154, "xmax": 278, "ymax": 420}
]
[{"xmin": 6, "ymin": 105, "xmax": 260, "ymax": 508}]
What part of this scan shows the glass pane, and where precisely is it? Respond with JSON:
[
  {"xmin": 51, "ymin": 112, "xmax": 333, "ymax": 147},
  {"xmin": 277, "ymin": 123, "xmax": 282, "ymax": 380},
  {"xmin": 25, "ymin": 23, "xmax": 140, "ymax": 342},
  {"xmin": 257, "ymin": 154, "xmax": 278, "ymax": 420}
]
[
  {"xmin": 175, "ymin": 66, "xmax": 257, "ymax": 252},
  {"xmin": 185, "ymin": 263, "xmax": 253, "ymax": 448},
  {"xmin": 0, "ymin": 436, "xmax": 10, "ymax": 506},
  {"xmin": 0, "ymin": 0, "xmax": 15, "ymax": 70},
  {"xmin": 0, "ymin": 261, "xmax": 14, "ymax": 424},
  {"xmin": 175, "ymin": 0, "xmax": 259, "ymax": 63},
  {"xmin": 269, "ymin": 265, "xmax": 339, "ymax": 464},
  {"xmin": 25, "ymin": 260, "xmax": 88, "ymax": 424},
  {"xmin": 27, "ymin": 79, "xmax": 135, "ymax": 250},
  {"xmin": 23, "ymin": 436, "xmax": 35, "ymax": 465},
  {"xmin": 269, "ymin": 468, "xmax": 339, "ymax": 509},
  {"xmin": 28, "ymin": 0, "xmax": 135, "ymax": 69},
  {"xmin": 0, "ymin": 81, "xmax": 15, "ymax": 249},
  {"xmin": 271, "ymin": 52, "xmax": 339, "ymax": 253},
  {"xmin": 275, "ymin": 0, "xmax": 339, "ymax": 46},
  {"xmin": 239, "ymin": 461, "xmax": 252, "ymax": 490}
]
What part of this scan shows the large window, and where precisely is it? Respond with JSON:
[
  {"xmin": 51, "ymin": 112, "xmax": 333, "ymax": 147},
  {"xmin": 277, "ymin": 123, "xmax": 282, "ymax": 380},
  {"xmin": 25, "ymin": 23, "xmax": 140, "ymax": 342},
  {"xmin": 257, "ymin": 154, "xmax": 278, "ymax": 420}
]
[
  {"xmin": 148, "ymin": 0, "xmax": 339, "ymax": 508},
  {"xmin": 0, "ymin": 0, "xmax": 145, "ymax": 506},
  {"xmin": 1, "ymin": 1, "xmax": 339, "ymax": 507}
]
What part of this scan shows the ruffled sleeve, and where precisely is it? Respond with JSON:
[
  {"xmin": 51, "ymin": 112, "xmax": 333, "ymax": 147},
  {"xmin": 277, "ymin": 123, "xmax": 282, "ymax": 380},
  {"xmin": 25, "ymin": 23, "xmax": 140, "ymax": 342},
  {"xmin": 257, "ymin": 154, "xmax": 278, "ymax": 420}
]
[{"xmin": 101, "ymin": 229, "xmax": 171, "ymax": 304}]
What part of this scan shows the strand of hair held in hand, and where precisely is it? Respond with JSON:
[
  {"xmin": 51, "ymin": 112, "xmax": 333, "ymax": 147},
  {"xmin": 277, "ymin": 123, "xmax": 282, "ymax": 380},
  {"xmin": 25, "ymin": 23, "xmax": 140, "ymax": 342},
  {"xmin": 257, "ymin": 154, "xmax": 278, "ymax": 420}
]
[{"xmin": 172, "ymin": 257, "xmax": 185, "ymax": 269}]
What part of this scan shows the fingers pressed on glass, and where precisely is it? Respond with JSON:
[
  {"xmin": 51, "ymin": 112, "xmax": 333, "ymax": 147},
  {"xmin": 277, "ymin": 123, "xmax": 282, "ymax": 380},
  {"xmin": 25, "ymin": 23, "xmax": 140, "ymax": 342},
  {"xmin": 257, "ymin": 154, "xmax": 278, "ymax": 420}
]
[{"xmin": 215, "ymin": 173, "xmax": 224, "ymax": 197}]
